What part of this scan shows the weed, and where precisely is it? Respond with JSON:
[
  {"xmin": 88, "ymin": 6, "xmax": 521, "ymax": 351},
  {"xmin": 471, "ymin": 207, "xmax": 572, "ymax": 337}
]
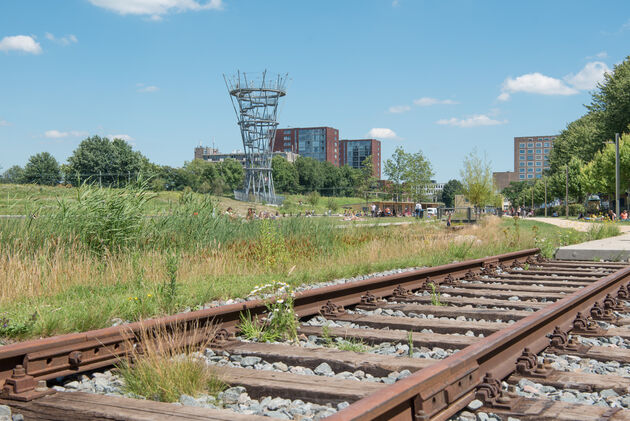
[
  {"xmin": 523, "ymin": 263, "xmax": 530, "ymax": 271},
  {"xmin": 116, "ymin": 322, "xmax": 225, "ymax": 402},
  {"xmin": 321, "ymin": 324, "xmax": 368, "ymax": 352},
  {"xmin": 428, "ymin": 282, "xmax": 444, "ymax": 306},
  {"xmin": 407, "ymin": 330, "xmax": 414, "ymax": 357},
  {"xmin": 158, "ymin": 253, "xmax": 179, "ymax": 313},
  {"xmin": 238, "ymin": 281, "xmax": 298, "ymax": 342}
]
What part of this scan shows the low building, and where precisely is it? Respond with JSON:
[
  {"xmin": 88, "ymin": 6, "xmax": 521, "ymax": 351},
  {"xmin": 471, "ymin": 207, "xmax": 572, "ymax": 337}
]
[
  {"xmin": 194, "ymin": 146, "xmax": 298, "ymax": 164},
  {"xmin": 493, "ymin": 171, "xmax": 519, "ymax": 191}
]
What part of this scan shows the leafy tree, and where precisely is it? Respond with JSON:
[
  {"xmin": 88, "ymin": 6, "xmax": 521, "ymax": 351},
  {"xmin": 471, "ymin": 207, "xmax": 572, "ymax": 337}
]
[
  {"xmin": 548, "ymin": 156, "xmax": 587, "ymax": 203},
  {"xmin": 501, "ymin": 181, "xmax": 529, "ymax": 207},
  {"xmin": 384, "ymin": 147, "xmax": 434, "ymax": 201},
  {"xmin": 295, "ymin": 157, "xmax": 323, "ymax": 192},
  {"xmin": 580, "ymin": 133, "xmax": 630, "ymax": 198},
  {"xmin": 338, "ymin": 165, "xmax": 359, "ymax": 197},
  {"xmin": 1, "ymin": 165, "xmax": 25, "ymax": 184},
  {"xmin": 460, "ymin": 150, "xmax": 494, "ymax": 211},
  {"xmin": 355, "ymin": 155, "xmax": 377, "ymax": 200},
  {"xmin": 320, "ymin": 161, "xmax": 342, "ymax": 196},
  {"xmin": 217, "ymin": 158, "xmax": 244, "ymax": 191},
  {"xmin": 22, "ymin": 152, "xmax": 61, "ymax": 185},
  {"xmin": 65, "ymin": 136, "xmax": 147, "ymax": 186},
  {"xmin": 587, "ymin": 57, "xmax": 630, "ymax": 140},
  {"xmin": 440, "ymin": 179, "xmax": 463, "ymax": 207},
  {"xmin": 548, "ymin": 113, "xmax": 604, "ymax": 173},
  {"xmin": 182, "ymin": 159, "xmax": 218, "ymax": 192},
  {"xmin": 272, "ymin": 155, "xmax": 299, "ymax": 194}
]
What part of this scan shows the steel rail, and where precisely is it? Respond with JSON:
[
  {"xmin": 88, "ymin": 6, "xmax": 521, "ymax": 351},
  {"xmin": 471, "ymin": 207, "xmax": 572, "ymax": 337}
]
[
  {"xmin": 0, "ymin": 248, "xmax": 538, "ymax": 401},
  {"xmin": 328, "ymin": 259, "xmax": 630, "ymax": 421}
]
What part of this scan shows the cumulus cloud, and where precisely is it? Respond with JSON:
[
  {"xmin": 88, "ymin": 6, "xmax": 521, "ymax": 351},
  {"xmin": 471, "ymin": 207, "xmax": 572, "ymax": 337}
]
[
  {"xmin": 0, "ymin": 119, "xmax": 9, "ymax": 127},
  {"xmin": 498, "ymin": 72, "xmax": 578, "ymax": 101},
  {"xmin": 0, "ymin": 35, "xmax": 42, "ymax": 54},
  {"xmin": 436, "ymin": 114, "xmax": 507, "ymax": 128},
  {"xmin": 564, "ymin": 61, "xmax": 611, "ymax": 90},
  {"xmin": 387, "ymin": 105, "xmax": 411, "ymax": 114},
  {"xmin": 44, "ymin": 130, "xmax": 88, "ymax": 139},
  {"xmin": 108, "ymin": 134, "xmax": 134, "ymax": 141},
  {"xmin": 45, "ymin": 33, "xmax": 78, "ymax": 46},
  {"xmin": 88, "ymin": 0, "xmax": 223, "ymax": 19},
  {"xmin": 367, "ymin": 128, "xmax": 398, "ymax": 139},
  {"xmin": 413, "ymin": 97, "xmax": 458, "ymax": 106},
  {"xmin": 137, "ymin": 83, "xmax": 159, "ymax": 93}
]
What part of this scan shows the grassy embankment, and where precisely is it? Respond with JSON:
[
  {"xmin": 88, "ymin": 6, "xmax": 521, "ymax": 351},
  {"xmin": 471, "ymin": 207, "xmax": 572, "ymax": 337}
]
[{"xmin": 0, "ymin": 183, "xmax": 619, "ymax": 341}]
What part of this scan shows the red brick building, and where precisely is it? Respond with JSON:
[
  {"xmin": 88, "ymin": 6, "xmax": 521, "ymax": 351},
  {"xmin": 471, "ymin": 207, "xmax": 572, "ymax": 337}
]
[
  {"xmin": 272, "ymin": 127, "xmax": 340, "ymax": 166},
  {"xmin": 339, "ymin": 138, "xmax": 381, "ymax": 178}
]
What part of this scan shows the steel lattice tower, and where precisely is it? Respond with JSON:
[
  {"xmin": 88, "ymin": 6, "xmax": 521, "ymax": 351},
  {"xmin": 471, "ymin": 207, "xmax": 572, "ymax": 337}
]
[{"xmin": 224, "ymin": 71, "xmax": 287, "ymax": 205}]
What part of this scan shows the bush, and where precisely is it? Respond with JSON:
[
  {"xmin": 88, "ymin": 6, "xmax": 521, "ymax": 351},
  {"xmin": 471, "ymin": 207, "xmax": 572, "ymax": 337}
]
[
  {"xmin": 306, "ymin": 191, "xmax": 321, "ymax": 206},
  {"xmin": 535, "ymin": 204, "xmax": 585, "ymax": 217}
]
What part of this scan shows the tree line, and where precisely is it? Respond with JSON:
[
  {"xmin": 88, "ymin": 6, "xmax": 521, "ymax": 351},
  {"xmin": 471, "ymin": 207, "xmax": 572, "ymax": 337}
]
[{"xmin": 503, "ymin": 56, "xmax": 630, "ymax": 209}]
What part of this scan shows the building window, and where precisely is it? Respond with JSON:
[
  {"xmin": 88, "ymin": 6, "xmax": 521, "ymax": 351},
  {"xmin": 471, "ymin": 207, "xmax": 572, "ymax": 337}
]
[
  {"xmin": 535, "ymin": 149, "xmax": 542, "ymax": 154},
  {"xmin": 519, "ymin": 155, "xmax": 525, "ymax": 161},
  {"xmin": 536, "ymin": 168, "xmax": 542, "ymax": 172},
  {"xmin": 538, "ymin": 138, "xmax": 543, "ymax": 141},
  {"xmin": 527, "ymin": 143, "xmax": 534, "ymax": 148},
  {"xmin": 519, "ymin": 143, "xmax": 526, "ymax": 148},
  {"xmin": 520, "ymin": 175, "xmax": 525, "ymax": 179},
  {"xmin": 536, "ymin": 155, "xmax": 542, "ymax": 160},
  {"xmin": 527, "ymin": 174, "xmax": 533, "ymax": 178},
  {"xmin": 536, "ymin": 174, "xmax": 542, "ymax": 178},
  {"xmin": 536, "ymin": 142, "xmax": 542, "ymax": 147},
  {"xmin": 284, "ymin": 136, "xmax": 291, "ymax": 140},
  {"xmin": 544, "ymin": 142, "xmax": 549, "ymax": 147},
  {"xmin": 544, "ymin": 148, "xmax": 549, "ymax": 154},
  {"xmin": 528, "ymin": 168, "xmax": 533, "ymax": 172},
  {"xmin": 519, "ymin": 162, "xmax": 525, "ymax": 167},
  {"xmin": 527, "ymin": 156, "xmax": 533, "ymax": 161},
  {"xmin": 519, "ymin": 149, "xmax": 525, "ymax": 154},
  {"xmin": 536, "ymin": 161, "xmax": 542, "ymax": 166},
  {"xmin": 527, "ymin": 162, "xmax": 533, "ymax": 167},
  {"xmin": 519, "ymin": 168, "xmax": 525, "ymax": 173}
]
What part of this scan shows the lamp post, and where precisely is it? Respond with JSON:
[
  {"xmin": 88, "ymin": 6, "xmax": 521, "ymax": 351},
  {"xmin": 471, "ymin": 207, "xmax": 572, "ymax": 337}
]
[
  {"xmin": 565, "ymin": 164, "xmax": 569, "ymax": 218},
  {"xmin": 544, "ymin": 177, "xmax": 548, "ymax": 217},
  {"xmin": 606, "ymin": 133, "xmax": 620, "ymax": 217}
]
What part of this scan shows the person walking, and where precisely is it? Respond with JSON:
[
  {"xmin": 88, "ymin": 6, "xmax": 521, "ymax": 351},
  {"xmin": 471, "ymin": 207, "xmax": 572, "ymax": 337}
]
[
  {"xmin": 415, "ymin": 202, "xmax": 422, "ymax": 218},
  {"xmin": 371, "ymin": 203, "xmax": 376, "ymax": 218}
]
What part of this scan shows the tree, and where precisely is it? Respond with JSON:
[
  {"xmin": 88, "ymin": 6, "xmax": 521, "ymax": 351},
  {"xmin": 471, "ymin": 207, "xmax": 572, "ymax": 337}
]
[
  {"xmin": 383, "ymin": 147, "xmax": 434, "ymax": 201},
  {"xmin": 460, "ymin": 150, "xmax": 494, "ymax": 211},
  {"xmin": 22, "ymin": 152, "xmax": 61, "ymax": 185},
  {"xmin": 588, "ymin": 57, "xmax": 630, "ymax": 141},
  {"xmin": 580, "ymin": 133, "xmax": 630, "ymax": 198},
  {"xmin": 441, "ymin": 179, "xmax": 463, "ymax": 207},
  {"xmin": 501, "ymin": 181, "xmax": 529, "ymax": 207},
  {"xmin": 295, "ymin": 157, "xmax": 323, "ymax": 192},
  {"xmin": 355, "ymin": 155, "xmax": 377, "ymax": 200},
  {"xmin": 548, "ymin": 113, "xmax": 604, "ymax": 173},
  {"xmin": 65, "ymin": 136, "xmax": 148, "ymax": 186},
  {"xmin": 272, "ymin": 155, "xmax": 299, "ymax": 194},
  {"xmin": 217, "ymin": 158, "xmax": 244, "ymax": 191},
  {"xmin": 548, "ymin": 156, "xmax": 587, "ymax": 203},
  {"xmin": 338, "ymin": 165, "xmax": 359, "ymax": 197},
  {"xmin": 1, "ymin": 165, "xmax": 25, "ymax": 184}
]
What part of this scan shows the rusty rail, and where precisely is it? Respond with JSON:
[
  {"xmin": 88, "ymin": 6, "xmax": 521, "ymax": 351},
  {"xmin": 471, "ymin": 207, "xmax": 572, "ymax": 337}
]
[
  {"xmin": 0, "ymin": 248, "xmax": 538, "ymax": 401},
  {"xmin": 328, "ymin": 258, "xmax": 630, "ymax": 421}
]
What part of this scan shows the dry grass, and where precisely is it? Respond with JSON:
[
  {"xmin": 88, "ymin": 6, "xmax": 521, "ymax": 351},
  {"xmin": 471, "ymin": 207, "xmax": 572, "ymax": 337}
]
[{"xmin": 116, "ymin": 322, "xmax": 225, "ymax": 402}]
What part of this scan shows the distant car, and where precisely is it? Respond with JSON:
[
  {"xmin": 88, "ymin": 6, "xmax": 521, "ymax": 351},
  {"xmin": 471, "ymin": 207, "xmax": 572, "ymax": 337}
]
[{"xmin": 426, "ymin": 207, "xmax": 437, "ymax": 217}]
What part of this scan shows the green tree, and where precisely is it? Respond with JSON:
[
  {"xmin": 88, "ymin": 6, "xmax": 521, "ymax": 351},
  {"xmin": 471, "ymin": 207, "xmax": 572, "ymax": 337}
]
[
  {"xmin": 500, "ymin": 181, "xmax": 528, "ymax": 207},
  {"xmin": 182, "ymin": 159, "xmax": 218, "ymax": 192},
  {"xmin": 548, "ymin": 113, "xmax": 604, "ymax": 173},
  {"xmin": 338, "ymin": 165, "xmax": 359, "ymax": 197},
  {"xmin": 22, "ymin": 152, "xmax": 61, "ymax": 185},
  {"xmin": 355, "ymin": 155, "xmax": 377, "ymax": 200},
  {"xmin": 460, "ymin": 150, "xmax": 494, "ymax": 212},
  {"xmin": 548, "ymin": 156, "xmax": 587, "ymax": 204},
  {"xmin": 440, "ymin": 179, "xmax": 463, "ymax": 207},
  {"xmin": 581, "ymin": 133, "xmax": 630, "ymax": 199},
  {"xmin": 65, "ymin": 136, "xmax": 147, "ymax": 186},
  {"xmin": 272, "ymin": 155, "xmax": 299, "ymax": 194},
  {"xmin": 217, "ymin": 158, "xmax": 244, "ymax": 191},
  {"xmin": 588, "ymin": 57, "xmax": 630, "ymax": 140},
  {"xmin": 383, "ymin": 147, "xmax": 407, "ymax": 201},
  {"xmin": 384, "ymin": 147, "xmax": 433, "ymax": 201},
  {"xmin": 1, "ymin": 165, "xmax": 25, "ymax": 184},
  {"xmin": 295, "ymin": 157, "xmax": 323, "ymax": 192}
]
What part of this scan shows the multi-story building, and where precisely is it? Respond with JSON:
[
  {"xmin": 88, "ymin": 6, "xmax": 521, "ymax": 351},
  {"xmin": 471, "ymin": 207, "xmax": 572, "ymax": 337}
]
[
  {"xmin": 272, "ymin": 127, "xmax": 340, "ymax": 166},
  {"xmin": 339, "ymin": 139, "xmax": 381, "ymax": 178},
  {"xmin": 424, "ymin": 181, "xmax": 445, "ymax": 202},
  {"xmin": 514, "ymin": 135, "xmax": 557, "ymax": 180},
  {"xmin": 194, "ymin": 146, "xmax": 298, "ymax": 165}
]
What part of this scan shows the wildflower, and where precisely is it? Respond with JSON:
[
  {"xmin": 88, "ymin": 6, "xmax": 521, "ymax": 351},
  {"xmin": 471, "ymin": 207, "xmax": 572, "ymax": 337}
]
[
  {"xmin": 134, "ymin": 297, "xmax": 139, "ymax": 301},
  {"xmin": 147, "ymin": 294, "xmax": 152, "ymax": 297}
]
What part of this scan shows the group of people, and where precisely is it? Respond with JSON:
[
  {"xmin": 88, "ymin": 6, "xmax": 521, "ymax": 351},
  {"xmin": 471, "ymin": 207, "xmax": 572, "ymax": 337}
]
[{"xmin": 507, "ymin": 207, "xmax": 534, "ymax": 218}]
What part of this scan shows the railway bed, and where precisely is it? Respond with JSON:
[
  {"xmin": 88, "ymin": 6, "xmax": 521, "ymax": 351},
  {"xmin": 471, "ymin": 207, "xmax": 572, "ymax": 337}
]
[{"xmin": 2, "ymin": 249, "xmax": 630, "ymax": 420}]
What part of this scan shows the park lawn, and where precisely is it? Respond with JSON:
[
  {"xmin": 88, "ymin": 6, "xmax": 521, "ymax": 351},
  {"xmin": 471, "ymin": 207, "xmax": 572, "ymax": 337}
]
[{"xmin": 0, "ymin": 212, "xmax": 613, "ymax": 342}]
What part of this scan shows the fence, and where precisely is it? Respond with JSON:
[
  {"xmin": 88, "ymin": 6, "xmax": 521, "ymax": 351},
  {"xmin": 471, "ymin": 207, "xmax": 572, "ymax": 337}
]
[{"xmin": 233, "ymin": 190, "xmax": 285, "ymax": 206}]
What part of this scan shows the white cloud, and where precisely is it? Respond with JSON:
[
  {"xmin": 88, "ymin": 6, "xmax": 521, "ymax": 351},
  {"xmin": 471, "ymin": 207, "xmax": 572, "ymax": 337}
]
[
  {"xmin": 87, "ymin": 0, "xmax": 223, "ymax": 19},
  {"xmin": 0, "ymin": 119, "xmax": 9, "ymax": 127},
  {"xmin": 108, "ymin": 134, "xmax": 134, "ymax": 141},
  {"xmin": 413, "ymin": 97, "xmax": 459, "ymax": 106},
  {"xmin": 367, "ymin": 128, "xmax": 398, "ymax": 139},
  {"xmin": 436, "ymin": 114, "xmax": 507, "ymax": 128},
  {"xmin": 387, "ymin": 105, "xmax": 411, "ymax": 114},
  {"xmin": 45, "ymin": 33, "xmax": 78, "ymax": 46},
  {"xmin": 498, "ymin": 72, "xmax": 578, "ymax": 101},
  {"xmin": 44, "ymin": 130, "xmax": 88, "ymax": 139},
  {"xmin": 137, "ymin": 84, "xmax": 159, "ymax": 93},
  {"xmin": 586, "ymin": 51, "xmax": 608, "ymax": 60},
  {"xmin": 564, "ymin": 61, "xmax": 611, "ymax": 90},
  {"xmin": 0, "ymin": 35, "xmax": 42, "ymax": 54}
]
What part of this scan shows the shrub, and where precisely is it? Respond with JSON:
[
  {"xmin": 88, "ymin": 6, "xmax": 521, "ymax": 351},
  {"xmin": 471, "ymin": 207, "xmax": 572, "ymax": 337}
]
[{"xmin": 307, "ymin": 191, "xmax": 321, "ymax": 206}]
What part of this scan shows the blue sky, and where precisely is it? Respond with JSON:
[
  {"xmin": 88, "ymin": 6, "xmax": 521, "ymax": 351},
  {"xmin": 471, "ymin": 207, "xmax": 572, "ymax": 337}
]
[{"xmin": 1, "ymin": 0, "xmax": 630, "ymax": 181}]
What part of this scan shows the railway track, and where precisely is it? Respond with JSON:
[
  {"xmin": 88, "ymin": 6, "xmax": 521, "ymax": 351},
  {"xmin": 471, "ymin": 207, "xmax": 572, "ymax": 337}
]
[{"xmin": 2, "ymin": 248, "xmax": 630, "ymax": 420}]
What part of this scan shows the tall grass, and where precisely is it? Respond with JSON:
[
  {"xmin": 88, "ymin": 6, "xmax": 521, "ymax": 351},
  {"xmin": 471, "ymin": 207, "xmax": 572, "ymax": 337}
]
[{"xmin": 116, "ymin": 322, "xmax": 225, "ymax": 402}]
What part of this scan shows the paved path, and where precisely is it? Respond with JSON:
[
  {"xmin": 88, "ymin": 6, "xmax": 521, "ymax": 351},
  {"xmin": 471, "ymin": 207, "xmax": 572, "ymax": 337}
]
[
  {"xmin": 527, "ymin": 217, "xmax": 630, "ymax": 233},
  {"xmin": 526, "ymin": 217, "xmax": 630, "ymax": 261}
]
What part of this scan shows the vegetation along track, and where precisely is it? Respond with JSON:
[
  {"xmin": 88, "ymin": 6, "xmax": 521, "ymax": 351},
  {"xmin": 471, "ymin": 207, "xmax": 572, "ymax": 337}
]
[{"xmin": 3, "ymin": 248, "xmax": 630, "ymax": 420}]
